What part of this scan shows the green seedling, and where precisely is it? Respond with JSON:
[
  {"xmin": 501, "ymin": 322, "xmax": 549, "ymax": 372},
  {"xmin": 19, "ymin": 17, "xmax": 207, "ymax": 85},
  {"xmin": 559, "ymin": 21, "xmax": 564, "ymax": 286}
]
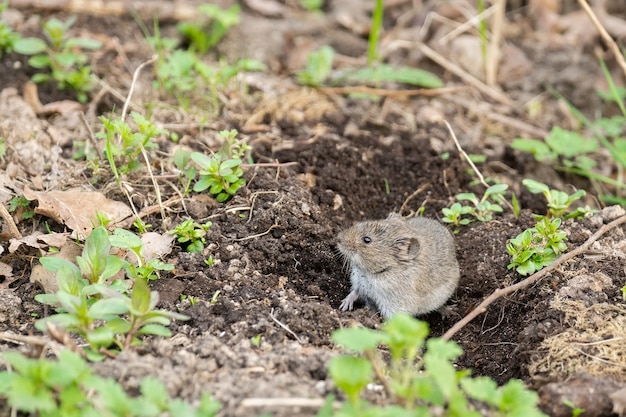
[
  {"xmin": 168, "ymin": 219, "xmax": 212, "ymax": 253},
  {"xmin": 522, "ymin": 179, "xmax": 592, "ymax": 219},
  {"xmin": 13, "ymin": 16, "xmax": 102, "ymax": 102},
  {"xmin": 146, "ymin": 16, "xmax": 264, "ymax": 112},
  {"xmin": 178, "ymin": 4, "xmax": 240, "ymax": 54},
  {"xmin": 456, "ymin": 183, "xmax": 508, "ymax": 221},
  {"xmin": 0, "ymin": 1, "xmax": 20, "ymax": 57},
  {"xmin": 110, "ymin": 228, "xmax": 174, "ymax": 282},
  {"xmin": 8, "ymin": 195, "xmax": 34, "ymax": 220},
  {"xmin": 367, "ymin": 0, "xmax": 383, "ymax": 65},
  {"xmin": 35, "ymin": 226, "xmax": 183, "ymax": 360},
  {"xmin": 98, "ymin": 112, "xmax": 167, "ymax": 176},
  {"xmin": 512, "ymin": 127, "xmax": 599, "ymax": 174},
  {"xmin": 0, "ymin": 350, "xmax": 221, "ymax": 417},
  {"xmin": 192, "ymin": 129, "xmax": 248, "ymax": 202},
  {"xmin": 442, "ymin": 202, "xmax": 474, "ymax": 232},
  {"xmin": 180, "ymin": 294, "xmax": 199, "ymax": 306},
  {"xmin": 326, "ymin": 314, "xmax": 547, "ymax": 416},
  {"xmin": 250, "ymin": 334, "xmax": 262, "ymax": 347},
  {"xmin": 507, "ymin": 217, "xmax": 567, "ymax": 276},
  {"xmin": 173, "ymin": 149, "xmax": 197, "ymax": 196},
  {"xmin": 204, "ymin": 255, "xmax": 214, "ymax": 267},
  {"xmin": 563, "ymin": 400, "xmax": 585, "ymax": 417},
  {"xmin": 297, "ymin": 45, "xmax": 334, "ymax": 87},
  {"xmin": 340, "ymin": 63, "xmax": 444, "ymax": 89},
  {"xmin": 300, "ymin": 0, "xmax": 324, "ymax": 12},
  {"xmin": 513, "ymin": 72, "xmax": 626, "ymax": 205}
]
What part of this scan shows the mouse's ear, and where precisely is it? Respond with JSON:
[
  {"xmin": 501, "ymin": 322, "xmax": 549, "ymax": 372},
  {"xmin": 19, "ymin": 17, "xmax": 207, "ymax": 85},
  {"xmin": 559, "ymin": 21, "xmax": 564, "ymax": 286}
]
[{"xmin": 392, "ymin": 237, "xmax": 420, "ymax": 261}]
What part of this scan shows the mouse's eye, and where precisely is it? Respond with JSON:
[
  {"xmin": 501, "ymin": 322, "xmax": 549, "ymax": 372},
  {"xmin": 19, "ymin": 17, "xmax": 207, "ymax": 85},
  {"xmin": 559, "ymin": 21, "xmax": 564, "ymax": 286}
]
[{"xmin": 362, "ymin": 236, "xmax": 372, "ymax": 244}]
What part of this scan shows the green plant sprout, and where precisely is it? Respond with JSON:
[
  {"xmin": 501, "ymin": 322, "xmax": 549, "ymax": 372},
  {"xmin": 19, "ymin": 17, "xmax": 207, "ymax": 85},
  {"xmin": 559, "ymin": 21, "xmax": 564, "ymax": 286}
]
[
  {"xmin": 144, "ymin": 15, "xmax": 265, "ymax": 112},
  {"xmin": 300, "ymin": 0, "xmax": 324, "ymax": 12},
  {"xmin": 173, "ymin": 149, "xmax": 197, "ymax": 196},
  {"xmin": 522, "ymin": 179, "xmax": 592, "ymax": 219},
  {"xmin": 442, "ymin": 183, "xmax": 508, "ymax": 231},
  {"xmin": 192, "ymin": 129, "xmax": 249, "ymax": 202},
  {"xmin": 35, "ymin": 226, "xmax": 183, "ymax": 360},
  {"xmin": 297, "ymin": 45, "xmax": 334, "ymax": 87},
  {"xmin": 295, "ymin": 0, "xmax": 442, "ymax": 91},
  {"xmin": 178, "ymin": 4, "xmax": 240, "ymax": 54},
  {"xmin": 512, "ymin": 70, "xmax": 626, "ymax": 205},
  {"xmin": 13, "ymin": 16, "xmax": 102, "ymax": 102},
  {"xmin": 8, "ymin": 195, "xmax": 34, "ymax": 220},
  {"xmin": 98, "ymin": 112, "xmax": 167, "ymax": 175},
  {"xmin": 0, "ymin": 1, "xmax": 20, "ymax": 57},
  {"xmin": 324, "ymin": 314, "xmax": 547, "ymax": 416},
  {"xmin": 168, "ymin": 219, "xmax": 212, "ymax": 253},
  {"xmin": 507, "ymin": 217, "xmax": 568, "ymax": 276},
  {"xmin": 0, "ymin": 350, "xmax": 221, "ymax": 417}
]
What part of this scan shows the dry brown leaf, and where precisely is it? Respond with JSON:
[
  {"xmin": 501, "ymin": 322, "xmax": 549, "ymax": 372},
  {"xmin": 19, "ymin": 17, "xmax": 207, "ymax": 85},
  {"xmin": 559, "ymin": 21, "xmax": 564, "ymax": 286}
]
[
  {"xmin": 139, "ymin": 232, "xmax": 175, "ymax": 262},
  {"xmin": 24, "ymin": 187, "xmax": 132, "ymax": 239},
  {"xmin": 30, "ymin": 241, "xmax": 82, "ymax": 294},
  {"xmin": 8, "ymin": 232, "xmax": 68, "ymax": 253},
  {"xmin": 243, "ymin": 0, "xmax": 284, "ymax": 17}
]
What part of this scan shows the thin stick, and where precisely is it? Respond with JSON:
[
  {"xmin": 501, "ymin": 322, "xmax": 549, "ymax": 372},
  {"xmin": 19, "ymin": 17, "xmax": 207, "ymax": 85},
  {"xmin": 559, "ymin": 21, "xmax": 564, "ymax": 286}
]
[
  {"xmin": 443, "ymin": 214, "xmax": 626, "ymax": 341},
  {"xmin": 0, "ymin": 203, "xmax": 21, "ymax": 239},
  {"xmin": 486, "ymin": 0, "xmax": 506, "ymax": 86},
  {"xmin": 399, "ymin": 183, "xmax": 430, "ymax": 215},
  {"xmin": 577, "ymin": 0, "xmax": 626, "ymax": 80},
  {"xmin": 270, "ymin": 308, "xmax": 304, "ymax": 343},
  {"xmin": 415, "ymin": 42, "xmax": 512, "ymax": 105},
  {"xmin": 445, "ymin": 120, "xmax": 488, "ymax": 188},
  {"xmin": 121, "ymin": 55, "xmax": 157, "ymax": 122}
]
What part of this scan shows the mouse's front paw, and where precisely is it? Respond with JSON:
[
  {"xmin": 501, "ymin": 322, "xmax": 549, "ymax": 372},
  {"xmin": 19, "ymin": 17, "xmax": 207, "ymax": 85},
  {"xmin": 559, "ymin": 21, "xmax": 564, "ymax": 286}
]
[{"xmin": 339, "ymin": 290, "xmax": 359, "ymax": 311}]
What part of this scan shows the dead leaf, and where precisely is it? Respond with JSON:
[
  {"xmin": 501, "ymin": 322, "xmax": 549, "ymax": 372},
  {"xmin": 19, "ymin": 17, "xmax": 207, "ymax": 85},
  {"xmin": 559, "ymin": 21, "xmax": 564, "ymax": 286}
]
[
  {"xmin": 140, "ymin": 232, "xmax": 175, "ymax": 261},
  {"xmin": 0, "ymin": 261, "xmax": 15, "ymax": 289},
  {"xmin": 9, "ymin": 232, "xmax": 68, "ymax": 253},
  {"xmin": 30, "ymin": 240, "xmax": 82, "ymax": 294},
  {"xmin": 243, "ymin": 0, "xmax": 284, "ymax": 17},
  {"xmin": 23, "ymin": 187, "xmax": 132, "ymax": 239},
  {"xmin": 37, "ymin": 100, "xmax": 84, "ymax": 116}
]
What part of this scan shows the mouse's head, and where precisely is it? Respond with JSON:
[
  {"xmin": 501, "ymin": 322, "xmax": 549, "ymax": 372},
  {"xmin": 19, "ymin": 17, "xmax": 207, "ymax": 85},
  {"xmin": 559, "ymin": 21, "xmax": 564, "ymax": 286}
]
[{"xmin": 337, "ymin": 215, "xmax": 420, "ymax": 275}]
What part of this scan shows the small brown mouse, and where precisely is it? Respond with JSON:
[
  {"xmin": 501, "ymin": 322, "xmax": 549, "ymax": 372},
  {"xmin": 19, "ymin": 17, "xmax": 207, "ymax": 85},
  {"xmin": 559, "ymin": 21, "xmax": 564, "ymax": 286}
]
[{"xmin": 337, "ymin": 213, "xmax": 459, "ymax": 318}]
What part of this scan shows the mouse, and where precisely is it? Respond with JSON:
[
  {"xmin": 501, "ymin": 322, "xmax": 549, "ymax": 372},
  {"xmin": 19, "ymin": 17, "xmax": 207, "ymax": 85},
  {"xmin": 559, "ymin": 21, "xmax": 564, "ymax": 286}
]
[{"xmin": 336, "ymin": 213, "xmax": 460, "ymax": 318}]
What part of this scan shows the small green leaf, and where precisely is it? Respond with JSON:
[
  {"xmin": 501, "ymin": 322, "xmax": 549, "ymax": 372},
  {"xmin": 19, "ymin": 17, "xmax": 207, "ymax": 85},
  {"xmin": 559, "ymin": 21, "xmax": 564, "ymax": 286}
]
[
  {"xmin": 137, "ymin": 324, "xmax": 172, "ymax": 336},
  {"xmin": 511, "ymin": 138, "xmax": 554, "ymax": 161},
  {"xmin": 13, "ymin": 37, "xmax": 47, "ymax": 54},
  {"xmin": 131, "ymin": 277, "xmax": 152, "ymax": 315},
  {"xmin": 328, "ymin": 356, "xmax": 372, "ymax": 404},
  {"xmin": 332, "ymin": 327, "xmax": 385, "ymax": 351}
]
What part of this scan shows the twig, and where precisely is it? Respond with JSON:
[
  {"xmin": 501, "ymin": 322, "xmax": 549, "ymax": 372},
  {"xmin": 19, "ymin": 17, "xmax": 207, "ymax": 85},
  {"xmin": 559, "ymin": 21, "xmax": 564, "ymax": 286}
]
[
  {"xmin": 486, "ymin": 0, "xmax": 506, "ymax": 86},
  {"xmin": 364, "ymin": 350, "xmax": 394, "ymax": 400},
  {"xmin": 443, "ymin": 214, "xmax": 626, "ymax": 341},
  {"xmin": 121, "ymin": 55, "xmax": 157, "ymax": 122},
  {"xmin": 445, "ymin": 120, "xmax": 488, "ymax": 188},
  {"xmin": 399, "ymin": 183, "xmax": 430, "ymax": 215},
  {"xmin": 0, "ymin": 203, "xmax": 21, "ymax": 239},
  {"xmin": 577, "ymin": 0, "xmax": 626, "ymax": 80},
  {"xmin": 415, "ymin": 42, "xmax": 512, "ymax": 106},
  {"xmin": 233, "ymin": 222, "xmax": 279, "ymax": 242},
  {"xmin": 269, "ymin": 308, "xmax": 304, "ymax": 343},
  {"xmin": 443, "ymin": 95, "xmax": 549, "ymax": 138}
]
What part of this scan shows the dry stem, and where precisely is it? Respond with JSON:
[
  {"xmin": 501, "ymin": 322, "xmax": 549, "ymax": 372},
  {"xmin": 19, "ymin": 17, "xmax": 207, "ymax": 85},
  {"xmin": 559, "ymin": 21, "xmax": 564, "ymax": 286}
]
[{"xmin": 577, "ymin": 0, "xmax": 626, "ymax": 80}]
